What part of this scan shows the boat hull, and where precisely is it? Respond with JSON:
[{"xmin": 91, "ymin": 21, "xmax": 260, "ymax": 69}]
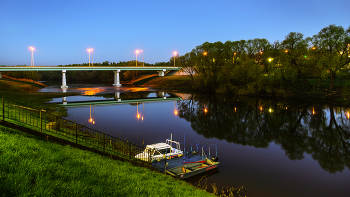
[{"xmin": 165, "ymin": 158, "xmax": 219, "ymax": 179}]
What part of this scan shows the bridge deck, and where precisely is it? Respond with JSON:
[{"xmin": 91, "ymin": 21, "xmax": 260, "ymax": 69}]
[{"xmin": 0, "ymin": 66, "xmax": 181, "ymax": 71}]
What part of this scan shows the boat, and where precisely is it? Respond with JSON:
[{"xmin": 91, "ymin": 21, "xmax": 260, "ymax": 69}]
[
  {"xmin": 135, "ymin": 135, "xmax": 184, "ymax": 163},
  {"xmin": 165, "ymin": 157, "xmax": 219, "ymax": 179}
]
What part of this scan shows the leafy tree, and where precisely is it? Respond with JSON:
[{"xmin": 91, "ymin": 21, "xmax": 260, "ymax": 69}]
[
  {"xmin": 281, "ymin": 32, "xmax": 312, "ymax": 90},
  {"xmin": 311, "ymin": 24, "xmax": 350, "ymax": 91}
]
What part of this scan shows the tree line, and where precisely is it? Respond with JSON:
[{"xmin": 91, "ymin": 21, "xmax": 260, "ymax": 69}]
[{"xmin": 175, "ymin": 24, "xmax": 350, "ymax": 96}]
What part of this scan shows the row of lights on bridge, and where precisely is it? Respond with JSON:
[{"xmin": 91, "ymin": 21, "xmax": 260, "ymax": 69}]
[{"xmin": 27, "ymin": 46, "xmax": 179, "ymax": 67}]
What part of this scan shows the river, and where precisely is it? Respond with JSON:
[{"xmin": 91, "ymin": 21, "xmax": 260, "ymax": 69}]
[{"xmin": 39, "ymin": 83, "xmax": 350, "ymax": 197}]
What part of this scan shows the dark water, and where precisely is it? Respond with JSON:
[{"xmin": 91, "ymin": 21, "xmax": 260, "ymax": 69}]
[{"xmin": 39, "ymin": 84, "xmax": 350, "ymax": 197}]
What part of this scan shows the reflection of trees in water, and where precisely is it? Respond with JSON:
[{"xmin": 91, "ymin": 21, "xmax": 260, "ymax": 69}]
[{"xmin": 177, "ymin": 94, "xmax": 350, "ymax": 173}]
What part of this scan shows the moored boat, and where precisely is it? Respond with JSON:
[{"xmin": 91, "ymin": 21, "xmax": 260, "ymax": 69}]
[
  {"xmin": 135, "ymin": 135, "xmax": 183, "ymax": 162},
  {"xmin": 165, "ymin": 157, "xmax": 219, "ymax": 179}
]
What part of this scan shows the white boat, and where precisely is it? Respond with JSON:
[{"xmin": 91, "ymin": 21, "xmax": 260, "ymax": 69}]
[{"xmin": 135, "ymin": 135, "xmax": 184, "ymax": 162}]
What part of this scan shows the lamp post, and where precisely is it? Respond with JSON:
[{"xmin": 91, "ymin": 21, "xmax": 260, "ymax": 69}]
[
  {"xmin": 87, "ymin": 48, "xmax": 93, "ymax": 67},
  {"xmin": 28, "ymin": 46, "xmax": 35, "ymax": 67},
  {"xmin": 135, "ymin": 50, "xmax": 139, "ymax": 67},
  {"xmin": 173, "ymin": 51, "xmax": 177, "ymax": 67}
]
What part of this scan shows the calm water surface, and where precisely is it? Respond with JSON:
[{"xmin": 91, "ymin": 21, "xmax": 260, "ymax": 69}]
[{"xmin": 39, "ymin": 84, "xmax": 350, "ymax": 197}]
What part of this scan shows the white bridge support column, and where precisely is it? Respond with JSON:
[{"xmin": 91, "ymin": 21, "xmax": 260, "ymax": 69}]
[
  {"xmin": 113, "ymin": 70, "xmax": 122, "ymax": 87},
  {"xmin": 61, "ymin": 69, "xmax": 68, "ymax": 89},
  {"xmin": 158, "ymin": 69, "xmax": 166, "ymax": 76}
]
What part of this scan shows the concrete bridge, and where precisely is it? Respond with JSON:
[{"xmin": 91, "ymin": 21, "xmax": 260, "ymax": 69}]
[{"xmin": 0, "ymin": 66, "xmax": 181, "ymax": 88}]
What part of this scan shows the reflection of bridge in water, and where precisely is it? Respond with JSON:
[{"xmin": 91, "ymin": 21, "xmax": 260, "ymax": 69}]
[{"xmin": 52, "ymin": 92, "xmax": 182, "ymax": 107}]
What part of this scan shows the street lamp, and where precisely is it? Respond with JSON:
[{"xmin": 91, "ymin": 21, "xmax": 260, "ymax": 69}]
[
  {"xmin": 135, "ymin": 50, "xmax": 139, "ymax": 67},
  {"xmin": 28, "ymin": 46, "xmax": 35, "ymax": 67},
  {"xmin": 173, "ymin": 51, "xmax": 177, "ymax": 67},
  {"xmin": 87, "ymin": 48, "xmax": 93, "ymax": 67}
]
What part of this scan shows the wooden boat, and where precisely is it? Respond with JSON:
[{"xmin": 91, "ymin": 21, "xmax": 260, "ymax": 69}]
[{"xmin": 165, "ymin": 157, "xmax": 219, "ymax": 179}]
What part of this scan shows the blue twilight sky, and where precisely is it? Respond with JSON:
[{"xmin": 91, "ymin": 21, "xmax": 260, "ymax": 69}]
[{"xmin": 0, "ymin": 0, "xmax": 349, "ymax": 66}]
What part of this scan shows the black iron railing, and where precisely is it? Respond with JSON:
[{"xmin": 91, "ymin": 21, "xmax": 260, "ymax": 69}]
[{"xmin": 0, "ymin": 97, "xmax": 151, "ymax": 164}]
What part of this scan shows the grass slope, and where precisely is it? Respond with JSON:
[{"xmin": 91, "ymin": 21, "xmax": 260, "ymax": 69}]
[
  {"xmin": 142, "ymin": 76, "xmax": 197, "ymax": 92},
  {"xmin": 0, "ymin": 125, "xmax": 213, "ymax": 197}
]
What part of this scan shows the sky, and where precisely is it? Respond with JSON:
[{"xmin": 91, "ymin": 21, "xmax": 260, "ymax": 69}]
[{"xmin": 0, "ymin": 0, "xmax": 349, "ymax": 66}]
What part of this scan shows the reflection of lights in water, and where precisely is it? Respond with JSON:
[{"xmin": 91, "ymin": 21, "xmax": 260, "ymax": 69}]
[
  {"xmin": 124, "ymin": 87, "xmax": 149, "ymax": 92},
  {"xmin": 259, "ymin": 106, "xmax": 263, "ymax": 111},
  {"xmin": 204, "ymin": 105, "xmax": 208, "ymax": 113},
  {"xmin": 77, "ymin": 88, "xmax": 106, "ymax": 95},
  {"xmin": 174, "ymin": 101, "xmax": 178, "ymax": 116},
  {"xmin": 234, "ymin": 107, "xmax": 237, "ymax": 112},
  {"xmin": 269, "ymin": 108, "xmax": 273, "ymax": 113},
  {"xmin": 312, "ymin": 107, "xmax": 315, "ymax": 115},
  {"xmin": 89, "ymin": 105, "xmax": 95, "ymax": 124},
  {"xmin": 346, "ymin": 110, "xmax": 350, "ymax": 119}
]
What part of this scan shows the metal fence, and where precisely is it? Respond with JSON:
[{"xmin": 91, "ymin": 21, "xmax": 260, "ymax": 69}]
[{"xmin": 0, "ymin": 97, "xmax": 151, "ymax": 164}]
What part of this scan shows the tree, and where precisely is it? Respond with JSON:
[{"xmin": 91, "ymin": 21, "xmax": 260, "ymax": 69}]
[
  {"xmin": 281, "ymin": 32, "xmax": 312, "ymax": 90},
  {"xmin": 311, "ymin": 24, "xmax": 350, "ymax": 91},
  {"xmin": 177, "ymin": 52, "xmax": 196, "ymax": 80}
]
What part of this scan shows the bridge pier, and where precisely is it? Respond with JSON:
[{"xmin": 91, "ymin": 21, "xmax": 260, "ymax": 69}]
[
  {"xmin": 0, "ymin": 72, "xmax": 2, "ymax": 78},
  {"xmin": 157, "ymin": 69, "xmax": 166, "ymax": 76},
  {"xmin": 113, "ymin": 70, "xmax": 122, "ymax": 87},
  {"xmin": 61, "ymin": 70, "xmax": 68, "ymax": 89}
]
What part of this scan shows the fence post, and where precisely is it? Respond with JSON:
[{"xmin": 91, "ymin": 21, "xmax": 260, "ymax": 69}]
[
  {"xmin": 75, "ymin": 124, "xmax": 78, "ymax": 144},
  {"xmin": 40, "ymin": 110, "xmax": 42, "ymax": 132},
  {"xmin": 103, "ymin": 133, "xmax": 105, "ymax": 152},
  {"xmin": 2, "ymin": 97, "xmax": 4, "ymax": 121}
]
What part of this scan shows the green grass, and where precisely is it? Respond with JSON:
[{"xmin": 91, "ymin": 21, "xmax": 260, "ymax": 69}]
[
  {"xmin": 0, "ymin": 125, "xmax": 213, "ymax": 197},
  {"xmin": 143, "ymin": 75, "xmax": 197, "ymax": 92},
  {"xmin": 133, "ymin": 76, "xmax": 159, "ymax": 86}
]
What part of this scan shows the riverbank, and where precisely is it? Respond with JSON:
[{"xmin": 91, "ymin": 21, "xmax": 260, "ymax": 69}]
[
  {"xmin": 0, "ymin": 125, "xmax": 213, "ymax": 197},
  {"xmin": 140, "ymin": 75, "xmax": 350, "ymax": 106}
]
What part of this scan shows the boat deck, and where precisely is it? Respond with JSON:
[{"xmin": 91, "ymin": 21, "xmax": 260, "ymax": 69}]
[{"xmin": 152, "ymin": 154, "xmax": 204, "ymax": 173}]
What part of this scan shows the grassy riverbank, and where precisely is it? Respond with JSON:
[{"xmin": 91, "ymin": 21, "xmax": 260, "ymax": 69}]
[
  {"xmin": 142, "ymin": 75, "xmax": 198, "ymax": 92},
  {"xmin": 0, "ymin": 125, "xmax": 213, "ymax": 197}
]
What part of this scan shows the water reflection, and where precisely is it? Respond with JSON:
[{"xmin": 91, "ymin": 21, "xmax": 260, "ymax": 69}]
[{"xmin": 177, "ymin": 94, "xmax": 350, "ymax": 174}]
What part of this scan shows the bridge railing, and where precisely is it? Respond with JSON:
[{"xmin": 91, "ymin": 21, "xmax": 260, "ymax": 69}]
[{"xmin": 0, "ymin": 97, "xmax": 152, "ymax": 164}]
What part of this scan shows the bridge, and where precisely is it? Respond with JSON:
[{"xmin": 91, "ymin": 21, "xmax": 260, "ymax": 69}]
[{"xmin": 0, "ymin": 66, "xmax": 181, "ymax": 88}]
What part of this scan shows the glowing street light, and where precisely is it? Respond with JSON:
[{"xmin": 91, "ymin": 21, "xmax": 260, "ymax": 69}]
[
  {"xmin": 87, "ymin": 48, "xmax": 93, "ymax": 67},
  {"xmin": 136, "ymin": 50, "xmax": 140, "ymax": 67},
  {"xmin": 173, "ymin": 51, "xmax": 177, "ymax": 67},
  {"xmin": 28, "ymin": 46, "xmax": 35, "ymax": 67},
  {"xmin": 203, "ymin": 52, "xmax": 207, "ymax": 56}
]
